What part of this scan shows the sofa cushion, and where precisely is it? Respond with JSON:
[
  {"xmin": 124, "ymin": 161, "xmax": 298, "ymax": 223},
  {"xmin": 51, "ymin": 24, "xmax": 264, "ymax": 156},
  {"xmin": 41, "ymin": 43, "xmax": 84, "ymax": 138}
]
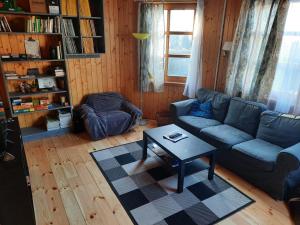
[
  {"xmin": 200, "ymin": 124, "xmax": 253, "ymax": 150},
  {"xmin": 189, "ymin": 101, "xmax": 213, "ymax": 119},
  {"xmin": 257, "ymin": 111, "xmax": 300, "ymax": 148},
  {"xmin": 232, "ymin": 139, "xmax": 283, "ymax": 171},
  {"xmin": 177, "ymin": 116, "xmax": 221, "ymax": 134},
  {"xmin": 196, "ymin": 88, "xmax": 231, "ymax": 122},
  {"xmin": 224, "ymin": 97, "xmax": 267, "ymax": 136}
]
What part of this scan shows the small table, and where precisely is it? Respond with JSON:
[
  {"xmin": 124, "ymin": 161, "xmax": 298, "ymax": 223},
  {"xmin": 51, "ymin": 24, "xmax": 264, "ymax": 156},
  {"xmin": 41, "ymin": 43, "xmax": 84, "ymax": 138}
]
[{"xmin": 143, "ymin": 124, "xmax": 217, "ymax": 193}]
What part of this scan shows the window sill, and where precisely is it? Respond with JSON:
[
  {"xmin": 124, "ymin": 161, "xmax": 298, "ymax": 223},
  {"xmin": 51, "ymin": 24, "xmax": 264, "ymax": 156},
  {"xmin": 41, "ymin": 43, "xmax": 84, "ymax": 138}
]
[{"xmin": 164, "ymin": 82, "xmax": 186, "ymax": 87}]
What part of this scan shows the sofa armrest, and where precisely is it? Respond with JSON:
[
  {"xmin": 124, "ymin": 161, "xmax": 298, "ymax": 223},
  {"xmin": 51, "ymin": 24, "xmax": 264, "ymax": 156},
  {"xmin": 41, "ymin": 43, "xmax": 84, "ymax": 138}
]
[
  {"xmin": 122, "ymin": 101, "xmax": 142, "ymax": 118},
  {"xmin": 277, "ymin": 143, "xmax": 300, "ymax": 172},
  {"xmin": 170, "ymin": 99, "xmax": 197, "ymax": 118}
]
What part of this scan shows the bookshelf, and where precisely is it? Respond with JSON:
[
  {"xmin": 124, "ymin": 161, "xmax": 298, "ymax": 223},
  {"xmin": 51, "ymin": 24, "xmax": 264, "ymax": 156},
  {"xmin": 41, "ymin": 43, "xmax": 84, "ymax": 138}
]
[
  {"xmin": 0, "ymin": 3, "xmax": 68, "ymax": 140},
  {"xmin": 61, "ymin": 0, "xmax": 105, "ymax": 57}
]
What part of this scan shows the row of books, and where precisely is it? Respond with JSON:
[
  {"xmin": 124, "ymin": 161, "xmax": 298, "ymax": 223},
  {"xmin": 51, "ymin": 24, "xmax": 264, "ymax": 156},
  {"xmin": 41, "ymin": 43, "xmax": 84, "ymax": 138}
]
[
  {"xmin": 62, "ymin": 19, "xmax": 78, "ymax": 54},
  {"xmin": 12, "ymin": 97, "xmax": 50, "ymax": 114},
  {"xmin": 26, "ymin": 16, "xmax": 61, "ymax": 33},
  {"xmin": 4, "ymin": 68, "xmax": 65, "ymax": 80},
  {"xmin": 0, "ymin": 16, "xmax": 11, "ymax": 32}
]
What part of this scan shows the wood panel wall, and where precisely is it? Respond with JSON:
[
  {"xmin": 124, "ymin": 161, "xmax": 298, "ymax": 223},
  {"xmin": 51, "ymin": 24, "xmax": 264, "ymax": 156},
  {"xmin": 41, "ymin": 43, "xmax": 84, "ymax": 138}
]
[{"xmin": 1, "ymin": 0, "xmax": 242, "ymax": 128}]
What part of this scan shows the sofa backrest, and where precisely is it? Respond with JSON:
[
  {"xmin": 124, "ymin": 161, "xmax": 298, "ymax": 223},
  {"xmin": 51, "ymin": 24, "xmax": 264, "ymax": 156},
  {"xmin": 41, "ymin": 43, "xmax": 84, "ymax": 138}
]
[
  {"xmin": 224, "ymin": 97, "xmax": 267, "ymax": 136},
  {"xmin": 196, "ymin": 88, "xmax": 231, "ymax": 122},
  {"xmin": 85, "ymin": 92, "xmax": 124, "ymax": 113},
  {"xmin": 257, "ymin": 111, "xmax": 300, "ymax": 148}
]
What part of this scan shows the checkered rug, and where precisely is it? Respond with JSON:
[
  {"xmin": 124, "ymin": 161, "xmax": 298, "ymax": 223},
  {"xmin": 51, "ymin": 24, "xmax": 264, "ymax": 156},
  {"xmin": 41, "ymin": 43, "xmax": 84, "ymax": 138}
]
[{"xmin": 91, "ymin": 141, "xmax": 254, "ymax": 225}]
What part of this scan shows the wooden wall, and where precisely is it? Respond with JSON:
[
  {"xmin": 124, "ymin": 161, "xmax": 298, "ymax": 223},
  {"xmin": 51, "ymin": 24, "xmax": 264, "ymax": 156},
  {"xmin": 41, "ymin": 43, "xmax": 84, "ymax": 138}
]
[{"xmin": 1, "ymin": 0, "xmax": 242, "ymax": 128}]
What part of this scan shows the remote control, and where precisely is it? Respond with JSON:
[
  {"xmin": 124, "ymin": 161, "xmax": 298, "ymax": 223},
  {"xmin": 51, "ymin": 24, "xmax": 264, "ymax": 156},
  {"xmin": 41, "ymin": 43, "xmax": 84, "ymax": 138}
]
[{"xmin": 169, "ymin": 133, "xmax": 182, "ymax": 139}]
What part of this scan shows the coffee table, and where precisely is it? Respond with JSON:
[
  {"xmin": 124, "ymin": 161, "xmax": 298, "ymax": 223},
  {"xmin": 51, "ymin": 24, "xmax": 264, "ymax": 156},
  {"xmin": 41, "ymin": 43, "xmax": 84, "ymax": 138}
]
[{"xmin": 143, "ymin": 124, "xmax": 217, "ymax": 193}]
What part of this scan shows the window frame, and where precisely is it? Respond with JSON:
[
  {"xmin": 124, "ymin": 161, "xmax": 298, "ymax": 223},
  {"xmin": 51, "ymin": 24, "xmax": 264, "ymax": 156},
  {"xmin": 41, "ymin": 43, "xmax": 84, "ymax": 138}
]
[{"xmin": 164, "ymin": 3, "xmax": 197, "ymax": 84}]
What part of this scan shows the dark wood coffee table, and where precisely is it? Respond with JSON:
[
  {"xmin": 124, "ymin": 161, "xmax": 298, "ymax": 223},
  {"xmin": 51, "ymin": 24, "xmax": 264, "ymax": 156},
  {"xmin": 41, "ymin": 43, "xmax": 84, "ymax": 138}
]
[{"xmin": 143, "ymin": 124, "xmax": 217, "ymax": 193}]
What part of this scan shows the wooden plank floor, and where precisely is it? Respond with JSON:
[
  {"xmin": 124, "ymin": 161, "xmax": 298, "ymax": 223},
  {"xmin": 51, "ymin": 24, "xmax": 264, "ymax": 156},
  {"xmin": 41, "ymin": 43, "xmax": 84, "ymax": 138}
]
[{"xmin": 24, "ymin": 121, "xmax": 294, "ymax": 225}]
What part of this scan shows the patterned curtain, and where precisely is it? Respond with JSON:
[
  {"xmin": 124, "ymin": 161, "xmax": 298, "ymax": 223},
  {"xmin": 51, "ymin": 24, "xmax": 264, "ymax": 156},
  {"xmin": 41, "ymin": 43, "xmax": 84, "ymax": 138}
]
[
  {"xmin": 225, "ymin": 0, "xmax": 283, "ymax": 99},
  {"xmin": 139, "ymin": 4, "xmax": 165, "ymax": 93}
]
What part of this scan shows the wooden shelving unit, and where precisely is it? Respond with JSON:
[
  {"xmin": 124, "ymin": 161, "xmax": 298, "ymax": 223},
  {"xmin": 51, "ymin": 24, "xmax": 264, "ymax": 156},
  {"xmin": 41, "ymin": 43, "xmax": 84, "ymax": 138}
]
[
  {"xmin": 0, "ymin": 0, "xmax": 105, "ymax": 140},
  {"xmin": 62, "ymin": 0, "xmax": 105, "ymax": 58}
]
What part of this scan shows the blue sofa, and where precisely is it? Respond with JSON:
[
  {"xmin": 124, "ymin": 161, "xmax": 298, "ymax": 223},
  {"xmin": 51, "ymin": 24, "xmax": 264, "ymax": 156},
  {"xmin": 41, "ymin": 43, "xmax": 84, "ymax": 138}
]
[
  {"xmin": 80, "ymin": 92, "xmax": 142, "ymax": 140},
  {"xmin": 171, "ymin": 88, "xmax": 300, "ymax": 200}
]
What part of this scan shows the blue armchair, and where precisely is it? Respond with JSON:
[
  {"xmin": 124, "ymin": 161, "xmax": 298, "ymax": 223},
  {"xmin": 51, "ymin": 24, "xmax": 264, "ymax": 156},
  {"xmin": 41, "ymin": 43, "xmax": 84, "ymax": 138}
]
[{"xmin": 80, "ymin": 92, "xmax": 142, "ymax": 140}]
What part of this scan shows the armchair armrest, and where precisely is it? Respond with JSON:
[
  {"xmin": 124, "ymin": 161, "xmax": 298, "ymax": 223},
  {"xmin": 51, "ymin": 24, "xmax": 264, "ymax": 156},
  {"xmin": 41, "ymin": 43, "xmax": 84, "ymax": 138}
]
[
  {"xmin": 80, "ymin": 104, "xmax": 105, "ymax": 140},
  {"xmin": 80, "ymin": 104, "xmax": 96, "ymax": 118},
  {"xmin": 170, "ymin": 99, "xmax": 197, "ymax": 118},
  {"xmin": 122, "ymin": 101, "xmax": 142, "ymax": 118},
  {"xmin": 277, "ymin": 143, "xmax": 300, "ymax": 172}
]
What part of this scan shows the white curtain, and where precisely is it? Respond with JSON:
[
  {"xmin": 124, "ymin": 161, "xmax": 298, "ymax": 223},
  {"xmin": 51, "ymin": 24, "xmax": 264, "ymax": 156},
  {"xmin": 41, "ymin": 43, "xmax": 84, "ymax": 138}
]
[
  {"xmin": 139, "ymin": 4, "xmax": 165, "ymax": 93},
  {"xmin": 183, "ymin": 0, "xmax": 204, "ymax": 98},
  {"xmin": 268, "ymin": 1, "xmax": 300, "ymax": 114}
]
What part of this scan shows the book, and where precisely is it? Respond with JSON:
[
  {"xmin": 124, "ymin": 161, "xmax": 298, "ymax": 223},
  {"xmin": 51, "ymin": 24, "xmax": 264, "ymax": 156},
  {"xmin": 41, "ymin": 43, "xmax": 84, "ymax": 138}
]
[
  {"xmin": 25, "ymin": 16, "xmax": 59, "ymax": 33},
  {"xmin": 0, "ymin": 16, "xmax": 11, "ymax": 32},
  {"xmin": 62, "ymin": 19, "xmax": 78, "ymax": 54}
]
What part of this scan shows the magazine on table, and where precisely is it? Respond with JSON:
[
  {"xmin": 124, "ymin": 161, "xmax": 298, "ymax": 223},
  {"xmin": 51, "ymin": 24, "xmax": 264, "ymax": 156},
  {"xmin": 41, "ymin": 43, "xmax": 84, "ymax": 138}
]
[{"xmin": 163, "ymin": 131, "xmax": 188, "ymax": 143}]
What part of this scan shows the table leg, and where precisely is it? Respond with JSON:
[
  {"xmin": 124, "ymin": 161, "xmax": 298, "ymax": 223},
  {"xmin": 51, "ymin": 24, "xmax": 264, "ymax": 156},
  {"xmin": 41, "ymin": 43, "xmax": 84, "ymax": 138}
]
[
  {"xmin": 142, "ymin": 132, "xmax": 148, "ymax": 160},
  {"xmin": 177, "ymin": 161, "xmax": 185, "ymax": 193},
  {"xmin": 208, "ymin": 152, "xmax": 216, "ymax": 180}
]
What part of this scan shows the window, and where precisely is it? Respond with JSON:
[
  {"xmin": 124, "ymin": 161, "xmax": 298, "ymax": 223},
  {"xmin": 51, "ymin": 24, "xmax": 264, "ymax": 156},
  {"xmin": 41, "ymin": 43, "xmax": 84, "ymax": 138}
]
[
  {"xmin": 164, "ymin": 4, "xmax": 196, "ymax": 83},
  {"xmin": 268, "ymin": 1, "xmax": 300, "ymax": 114}
]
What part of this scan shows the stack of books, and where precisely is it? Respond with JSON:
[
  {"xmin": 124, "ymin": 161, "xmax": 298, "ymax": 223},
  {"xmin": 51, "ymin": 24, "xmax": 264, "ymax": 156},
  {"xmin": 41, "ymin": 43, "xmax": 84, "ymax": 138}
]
[
  {"xmin": 58, "ymin": 110, "xmax": 72, "ymax": 128},
  {"xmin": 0, "ymin": 16, "xmax": 11, "ymax": 32},
  {"xmin": 62, "ymin": 19, "xmax": 78, "ymax": 54},
  {"xmin": 46, "ymin": 116, "xmax": 60, "ymax": 131},
  {"xmin": 26, "ymin": 16, "xmax": 61, "ymax": 33},
  {"xmin": 54, "ymin": 67, "xmax": 65, "ymax": 77},
  {"xmin": 12, "ymin": 98, "xmax": 35, "ymax": 114},
  {"xmin": 4, "ymin": 71, "xmax": 18, "ymax": 80}
]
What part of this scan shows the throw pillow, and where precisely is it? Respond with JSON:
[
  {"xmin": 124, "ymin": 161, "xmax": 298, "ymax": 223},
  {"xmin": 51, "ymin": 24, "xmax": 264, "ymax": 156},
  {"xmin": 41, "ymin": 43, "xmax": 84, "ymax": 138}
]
[{"xmin": 189, "ymin": 100, "xmax": 213, "ymax": 119}]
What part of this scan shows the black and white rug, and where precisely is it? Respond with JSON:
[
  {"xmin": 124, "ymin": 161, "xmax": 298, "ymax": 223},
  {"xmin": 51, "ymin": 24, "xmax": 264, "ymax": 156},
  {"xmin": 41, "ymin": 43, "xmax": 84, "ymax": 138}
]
[{"xmin": 91, "ymin": 141, "xmax": 254, "ymax": 225}]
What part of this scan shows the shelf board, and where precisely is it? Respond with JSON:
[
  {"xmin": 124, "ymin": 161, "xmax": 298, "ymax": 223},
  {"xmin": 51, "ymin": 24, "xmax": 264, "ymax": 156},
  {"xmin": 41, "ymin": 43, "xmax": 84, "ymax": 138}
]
[
  {"xmin": 62, "ymin": 15, "xmax": 78, "ymax": 18},
  {"xmin": 13, "ymin": 105, "xmax": 71, "ymax": 116},
  {"xmin": 9, "ymin": 89, "xmax": 68, "ymax": 98},
  {"xmin": 82, "ymin": 36, "xmax": 103, "ymax": 38},
  {"xmin": 66, "ymin": 53, "xmax": 101, "ymax": 58},
  {"xmin": 0, "ymin": 31, "xmax": 62, "ymax": 36},
  {"xmin": 80, "ymin": 16, "xmax": 102, "ymax": 20},
  {"xmin": 0, "ymin": 11, "xmax": 60, "ymax": 17},
  {"xmin": 6, "ymin": 75, "xmax": 65, "ymax": 81},
  {"xmin": 64, "ymin": 36, "xmax": 80, "ymax": 38},
  {"xmin": 1, "ymin": 59, "xmax": 65, "ymax": 63},
  {"xmin": 22, "ymin": 126, "xmax": 72, "ymax": 142}
]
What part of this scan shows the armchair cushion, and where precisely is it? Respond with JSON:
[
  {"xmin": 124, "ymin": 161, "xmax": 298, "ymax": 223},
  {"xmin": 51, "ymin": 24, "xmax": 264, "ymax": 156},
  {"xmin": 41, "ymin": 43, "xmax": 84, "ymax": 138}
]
[
  {"xmin": 86, "ymin": 92, "xmax": 124, "ymax": 113},
  {"xmin": 96, "ymin": 111, "xmax": 132, "ymax": 136},
  {"xmin": 200, "ymin": 124, "xmax": 253, "ymax": 150},
  {"xmin": 232, "ymin": 139, "xmax": 283, "ymax": 172}
]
